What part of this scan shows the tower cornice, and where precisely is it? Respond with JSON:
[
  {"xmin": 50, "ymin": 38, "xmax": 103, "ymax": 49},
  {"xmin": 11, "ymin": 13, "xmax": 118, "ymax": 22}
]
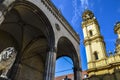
[{"xmin": 84, "ymin": 35, "xmax": 104, "ymax": 46}]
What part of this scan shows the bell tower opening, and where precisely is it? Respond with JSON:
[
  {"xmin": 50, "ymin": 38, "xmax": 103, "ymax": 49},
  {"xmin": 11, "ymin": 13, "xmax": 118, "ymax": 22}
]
[
  {"xmin": 94, "ymin": 51, "xmax": 99, "ymax": 60},
  {"xmin": 89, "ymin": 30, "xmax": 93, "ymax": 36}
]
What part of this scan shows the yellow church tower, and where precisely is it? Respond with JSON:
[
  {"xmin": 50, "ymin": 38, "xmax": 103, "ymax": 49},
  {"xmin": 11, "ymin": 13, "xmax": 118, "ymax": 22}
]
[
  {"xmin": 81, "ymin": 10, "xmax": 107, "ymax": 69},
  {"xmin": 81, "ymin": 10, "xmax": 120, "ymax": 80}
]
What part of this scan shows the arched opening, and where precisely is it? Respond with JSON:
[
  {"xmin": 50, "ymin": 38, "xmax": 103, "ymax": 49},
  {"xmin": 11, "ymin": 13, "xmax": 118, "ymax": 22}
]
[
  {"xmin": 0, "ymin": 1, "xmax": 55, "ymax": 80},
  {"xmin": 94, "ymin": 51, "xmax": 99, "ymax": 60},
  {"xmin": 56, "ymin": 37, "xmax": 81, "ymax": 80},
  {"xmin": 55, "ymin": 56, "xmax": 73, "ymax": 79},
  {"xmin": 89, "ymin": 30, "xmax": 93, "ymax": 36}
]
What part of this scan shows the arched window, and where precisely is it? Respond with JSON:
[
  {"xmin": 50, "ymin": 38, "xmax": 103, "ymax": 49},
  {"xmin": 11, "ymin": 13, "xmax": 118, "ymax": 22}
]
[
  {"xmin": 89, "ymin": 30, "xmax": 93, "ymax": 36},
  {"xmin": 94, "ymin": 51, "xmax": 98, "ymax": 60}
]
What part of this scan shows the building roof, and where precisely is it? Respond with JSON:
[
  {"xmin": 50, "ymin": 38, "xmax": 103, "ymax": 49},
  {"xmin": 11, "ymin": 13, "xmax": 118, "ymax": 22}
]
[
  {"xmin": 55, "ymin": 71, "xmax": 88, "ymax": 80},
  {"xmin": 55, "ymin": 74, "xmax": 73, "ymax": 80},
  {"xmin": 82, "ymin": 71, "xmax": 88, "ymax": 79}
]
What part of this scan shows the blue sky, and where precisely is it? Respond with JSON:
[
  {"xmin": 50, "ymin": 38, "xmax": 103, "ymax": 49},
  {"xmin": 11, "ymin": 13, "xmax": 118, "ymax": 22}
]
[{"xmin": 51, "ymin": 0, "xmax": 120, "ymax": 77}]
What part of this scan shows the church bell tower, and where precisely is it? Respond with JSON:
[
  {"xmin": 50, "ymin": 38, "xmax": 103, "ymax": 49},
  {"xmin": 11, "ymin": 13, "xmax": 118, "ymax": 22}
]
[{"xmin": 81, "ymin": 10, "xmax": 107, "ymax": 69}]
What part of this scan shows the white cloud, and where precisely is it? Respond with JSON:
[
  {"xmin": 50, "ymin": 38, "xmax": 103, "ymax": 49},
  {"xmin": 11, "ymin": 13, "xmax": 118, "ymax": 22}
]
[
  {"xmin": 57, "ymin": 0, "xmax": 67, "ymax": 13},
  {"xmin": 80, "ymin": 0, "xmax": 89, "ymax": 10},
  {"xmin": 71, "ymin": 0, "xmax": 80, "ymax": 25},
  {"xmin": 71, "ymin": 0, "xmax": 90, "ymax": 25}
]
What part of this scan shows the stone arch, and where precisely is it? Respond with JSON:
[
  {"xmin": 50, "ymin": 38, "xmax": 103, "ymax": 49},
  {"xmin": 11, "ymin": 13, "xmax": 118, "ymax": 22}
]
[
  {"xmin": 56, "ymin": 36, "xmax": 81, "ymax": 80},
  {"xmin": 0, "ymin": 1, "xmax": 55, "ymax": 80}
]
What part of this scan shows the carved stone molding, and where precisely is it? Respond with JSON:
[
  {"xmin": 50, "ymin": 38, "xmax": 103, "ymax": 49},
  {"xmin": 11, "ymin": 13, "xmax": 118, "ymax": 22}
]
[
  {"xmin": 84, "ymin": 35, "xmax": 104, "ymax": 46},
  {"xmin": 55, "ymin": 23, "xmax": 60, "ymax": 31}
]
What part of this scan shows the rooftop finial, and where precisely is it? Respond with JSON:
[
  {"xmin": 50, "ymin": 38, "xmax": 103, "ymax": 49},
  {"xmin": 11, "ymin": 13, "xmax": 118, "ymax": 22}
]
[{"xmin": 114, "ymin": 21, "xmax": 120, "ymax": 33}]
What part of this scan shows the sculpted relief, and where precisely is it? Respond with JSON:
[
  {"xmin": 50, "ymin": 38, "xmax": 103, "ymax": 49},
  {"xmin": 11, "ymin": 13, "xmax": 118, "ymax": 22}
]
[{"xmin": 0, "ymin": 47, "xmax": 17, "ymax": 79}]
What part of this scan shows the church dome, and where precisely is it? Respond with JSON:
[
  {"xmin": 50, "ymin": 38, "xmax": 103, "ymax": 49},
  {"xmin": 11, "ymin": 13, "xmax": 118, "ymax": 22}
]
[{"xmin": 82, "ymin": 10, "xmax": 94, "ymax": 21}]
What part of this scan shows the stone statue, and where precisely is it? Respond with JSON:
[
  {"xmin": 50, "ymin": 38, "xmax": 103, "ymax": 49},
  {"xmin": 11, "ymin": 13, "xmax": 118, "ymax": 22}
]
[{"xmin": 0, "ymin": 47, "xmax": 17, "ymax": 79}]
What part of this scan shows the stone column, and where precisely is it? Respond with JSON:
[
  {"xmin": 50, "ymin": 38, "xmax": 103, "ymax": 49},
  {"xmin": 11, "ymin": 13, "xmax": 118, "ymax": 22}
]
[
  {"xmin": 73, "ymin": 67, "xmax": 82, "ymax": 80},
  {"xmin": 44, "ymin": 49, "xmax": 56, "ymax": 80}
]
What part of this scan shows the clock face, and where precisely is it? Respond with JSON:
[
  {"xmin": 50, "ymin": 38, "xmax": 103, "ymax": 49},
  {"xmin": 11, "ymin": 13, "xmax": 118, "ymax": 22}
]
[{"xmin": 87, "ymin": 25, "xmax": 92, "ymax": 30}]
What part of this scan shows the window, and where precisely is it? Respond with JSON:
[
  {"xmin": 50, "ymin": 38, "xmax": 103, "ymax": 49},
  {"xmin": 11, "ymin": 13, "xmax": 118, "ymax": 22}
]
[
  {"xmin": 94, "ymin": 51, "xmax": 98, "ymax": 60},
  {"xmin": 89, "ymin": 30, "xmax": 93, "ymax": 36}
]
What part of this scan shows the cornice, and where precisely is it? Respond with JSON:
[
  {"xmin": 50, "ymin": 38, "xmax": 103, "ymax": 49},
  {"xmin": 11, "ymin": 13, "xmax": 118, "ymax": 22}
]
[
  {"xmin": 41, "ymin": 0, "xmax": 80, "ymax": 44},
  {"xmin": 87, "ymin": 62, "xmax": 120, "ymax": 73},
  {"xmin": 84, "ymin": 35, "xmax": 104, "ymax": 46},
  {"xmin": 87, "ymin": 55, "xmax": 120, "ymax": 72}
]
